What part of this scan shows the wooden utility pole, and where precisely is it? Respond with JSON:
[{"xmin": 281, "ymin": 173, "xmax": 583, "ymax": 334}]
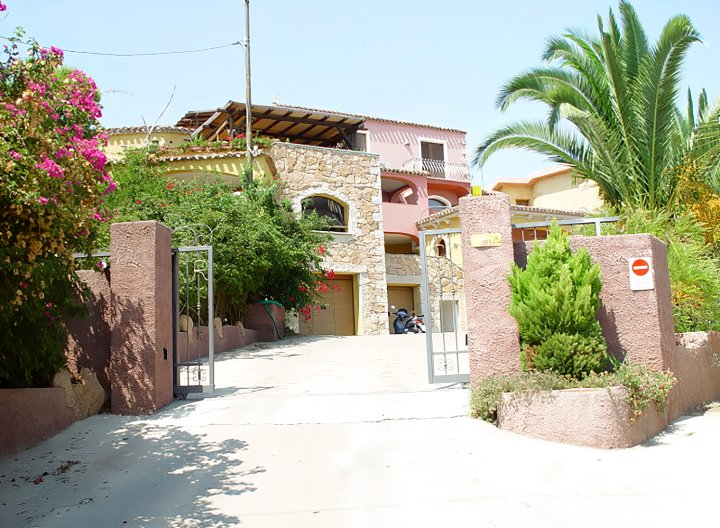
[{"xmin": 244, "ymin": 0, "xmax": 253, "ymax": 177}]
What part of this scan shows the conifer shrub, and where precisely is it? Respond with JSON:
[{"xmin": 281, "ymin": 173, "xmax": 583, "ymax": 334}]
[{"xmin": 508, "ymin": 223, "xmax": 609, "ymax": 378}]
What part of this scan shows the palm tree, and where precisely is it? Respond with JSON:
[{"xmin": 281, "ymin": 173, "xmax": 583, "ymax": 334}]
[{"xmin": 473, "ymin": 1, "xmax": 705, "ymax": 211}]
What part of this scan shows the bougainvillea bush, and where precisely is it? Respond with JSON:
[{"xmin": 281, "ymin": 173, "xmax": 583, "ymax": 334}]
[{"xmin": 0, "ymin": 21, "xmax": 115, "ymax": 386}]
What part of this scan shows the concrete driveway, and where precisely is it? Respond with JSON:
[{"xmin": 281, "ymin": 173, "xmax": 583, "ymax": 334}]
[{"xmin": 1, "ymin": 334, "xmax": 719, "ymax": 527}]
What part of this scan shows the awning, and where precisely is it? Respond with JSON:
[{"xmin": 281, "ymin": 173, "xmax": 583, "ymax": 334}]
[{"xmin": 176, "ymin": 101, "xmax": 366, "ymax": 149}]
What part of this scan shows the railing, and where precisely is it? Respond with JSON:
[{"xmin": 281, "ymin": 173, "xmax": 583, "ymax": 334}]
[
  {"xmin": 401, "ymin": 158, "xmax": 470, "ymax": 182},
  {"xmin": 512, "ymin": 216, "xmax": 620, "ymax": 241}
]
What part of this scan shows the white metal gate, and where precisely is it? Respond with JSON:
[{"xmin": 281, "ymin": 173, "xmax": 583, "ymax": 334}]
[
  {"xmin": 172, "ymin": 233, "xmax": 215, "ymax": 398},
  {"xmin": 419, "ymin": 227, "xmax": 470, "ymax": 384}
]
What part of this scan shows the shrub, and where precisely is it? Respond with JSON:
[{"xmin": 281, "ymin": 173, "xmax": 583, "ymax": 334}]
[
  {"xmin": 104, "ymin": 151, "xmax": 333, "ymax": 322},
  {"xmin": 508, "ymin": 222, "xmax": 608, "ymax": 377}
]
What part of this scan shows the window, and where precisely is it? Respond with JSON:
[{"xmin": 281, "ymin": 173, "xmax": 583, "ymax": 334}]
[
  {"xmin": 302, "ymin": 195, "xmax": 348, "ymax": 232},
  {"xmin": 355, "ymin": 131, "xmax": 368, "ymax": 152},
  {"xmin": 428, "ymin": 196, "xmax": 451, "ymax": 213},
  {"xmin": 515, "ymin": 199, "xmax": 530, "ymax": 206},
  {"xmin": 421, "ymin": 140, "xmax": 445, "ymax": 178},
  {"xmin": 435, "ymin": 239, "xmax": 447, "ymax": 257}
]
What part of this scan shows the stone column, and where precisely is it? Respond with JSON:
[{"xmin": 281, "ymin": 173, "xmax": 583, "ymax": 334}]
[
  {"xmin": 109, "ymin": 221, "xmax": 173, "ymax": 414},
  {"xmin": 571, "ymin": 234, "xmax": 676, "ymax": 372},
  {"xmin": 459, "ymin": 195, "xmax": 521, "ymax": 384}
]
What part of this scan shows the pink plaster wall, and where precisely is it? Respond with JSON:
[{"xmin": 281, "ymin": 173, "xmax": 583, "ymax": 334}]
[
  {"xmin": 242, "ymin": 303, "xmax": 286, "ymax": 341},
  {"xmin": 65, "ymin": 269, "xmax": 111, "ymax": 398},
  {"xmin": 177, "ymin": 326, "xmax": 261, "ymax": 360},
  {"xmin": 498, "ymin": 386, "xmax": 669, "ymax": 449},
  {"xmin": 459, "ymin": 195, "xmax": 521, "ymax": 380},
  {"xmin": 0, "ymin": 388, "xmax": 75, "ymax": 458},
  {"xmin": 383, "ymin": 202, "xmax": 425, "ymax": 239},
  {"xmin": 669, "ymin": 332, "xmax": 720, "ymax": 420},
  {"xmin": 109, "ymin": 221, "xmax": 173, "ymax": 415},
  {"xmin": 364, "ymin": 119, "xmax": 466, "ymax": 170}
]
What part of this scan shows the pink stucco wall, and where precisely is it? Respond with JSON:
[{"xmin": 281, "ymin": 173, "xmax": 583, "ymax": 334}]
[
  {"xmin": 65, "ymin": 269, "xmax": 112, "ymax": 398},
  {"xmin": 498, "ymin": 386, "xmax": 669, "ymax": 449},
  {"xmin": 0, "ymin": 388, "xmax": 75, "ymax": 458},
  {"xmin": 460, "ymin": 195, "xmax": 720, "ymax": 448},
  {"xmin": 109, "ymin": 221, "xmax": 173, "ymax": 415},
  {"xmin": 364, "ymin": 119, "xmax": 466, "ymax": 171}
]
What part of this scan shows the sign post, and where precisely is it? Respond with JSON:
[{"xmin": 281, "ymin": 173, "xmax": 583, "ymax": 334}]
[{"xmin": 628, "ymin": 257, "xmax": 654, "ymax": 291}]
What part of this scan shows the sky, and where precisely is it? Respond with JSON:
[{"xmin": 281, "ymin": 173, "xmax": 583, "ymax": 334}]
[{"xmin": 2, "ymin": 1, "xmax": 720, "ymax": 186}]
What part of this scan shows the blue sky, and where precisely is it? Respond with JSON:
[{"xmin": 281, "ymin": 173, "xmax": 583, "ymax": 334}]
[{"xmin": 2, "ymin": 1, "xmax": 719, "ymax": 185}]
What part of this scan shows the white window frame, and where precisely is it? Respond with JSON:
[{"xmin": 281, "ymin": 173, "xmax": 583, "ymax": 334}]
[
  {"xmin": 356, "ymin": 130, "xmax": 369, "ymax": 152},
  {"xmin": 418, "ymin": 138, "xmax": 447, "ymax": 177}
]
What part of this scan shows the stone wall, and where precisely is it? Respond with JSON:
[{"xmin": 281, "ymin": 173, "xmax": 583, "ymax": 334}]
[
  {"xmin": 385, "ymin": 253, "xmax": 421, "ymax": 277},
  {"xmin": 272, "ymin": 142, "xmax": 389, "ymax": 335}
]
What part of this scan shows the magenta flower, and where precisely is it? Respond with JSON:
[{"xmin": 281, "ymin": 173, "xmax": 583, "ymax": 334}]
[
  {"xmin": 0, "ymin": 2, "xmax": 6, "ymax": 12},
  {"xmin": 38, "ymin": 196, "xmax": 49, "ymax": 205},
  {"xmin": 9, "ymin": 150, "xmax": 21, "ymax": 160},
  {"xmin": 36, "ymin": 156, "xmax": 65, "ymax": 179}
]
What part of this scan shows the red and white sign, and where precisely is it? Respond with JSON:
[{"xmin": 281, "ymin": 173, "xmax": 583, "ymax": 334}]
[{"xmin": 629, "ymin": 257, "xmax": 654, "ymax": 291}]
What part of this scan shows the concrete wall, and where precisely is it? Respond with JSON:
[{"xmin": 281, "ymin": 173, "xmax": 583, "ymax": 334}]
[{"xmin": 272, "ymin": 142, "xmax": 389, "ymax": 335}]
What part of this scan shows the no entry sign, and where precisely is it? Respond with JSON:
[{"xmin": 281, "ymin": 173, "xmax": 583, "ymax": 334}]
[{"xmin": 629, "ymin": 257, "xmax": 654, "ymax": 291}]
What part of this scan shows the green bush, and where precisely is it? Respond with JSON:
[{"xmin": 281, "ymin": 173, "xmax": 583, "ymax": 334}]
[
  {"xmin": 104, "ymin": 150, "xmax": 333, "ymax": 322},
  {"xmin": 524, "ymin": 333, "xmax": 608, "ymax": 379},
  {"xmin": 508, "ymin": 222, "xmax": 608, "ymax": 378}
]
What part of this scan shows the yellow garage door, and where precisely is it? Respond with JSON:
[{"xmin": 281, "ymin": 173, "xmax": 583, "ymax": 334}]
[
  {"xmin": 387, "ymin": 286, "xmax": 415, "ymax": 334},
  {"xmin": 300, "ymin": 276, "xmax": 355, "ymax": 336}
]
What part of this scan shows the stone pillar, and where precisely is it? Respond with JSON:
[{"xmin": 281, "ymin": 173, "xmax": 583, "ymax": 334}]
[
  {"xmin": 109, "ymin": 221, "xmax": 173, "ymax": 414},
  {"xmin": 570, "ymin": 234, "xmax": 676, "ymax": 372},
  {"xmin": 459, "ymin": 195, "xmax": 521, "ymax": 384}
]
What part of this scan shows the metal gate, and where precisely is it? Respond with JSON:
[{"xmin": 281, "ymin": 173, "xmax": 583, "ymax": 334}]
[
  {"xmin": 172, "ymin": 242, "xmax": 215, "ymax": 398},
  {"xmin": 419, "ymin": 227, "xmax": 470, "ymax": 384}
]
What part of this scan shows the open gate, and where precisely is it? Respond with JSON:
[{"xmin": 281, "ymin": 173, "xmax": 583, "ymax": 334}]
[
  {"xmin": 419, "ymin": 227, "xmax": 470, "ymax": 384},
  {"xmin": 172, "ymin": 225, "xmax": 215, "ymax": 398}
]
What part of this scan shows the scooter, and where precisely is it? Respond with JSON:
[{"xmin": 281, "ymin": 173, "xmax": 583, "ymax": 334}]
[
  {"xmin": 390, "ymin": 305, "xmax": 423, "ymax": 334},
  {"xmin": 410, "ymin": 313, "xmax": 426, "ymax": 333}
]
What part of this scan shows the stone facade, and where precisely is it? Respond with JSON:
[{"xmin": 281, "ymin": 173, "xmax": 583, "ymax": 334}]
[
  {"xmin": 271, "ymin": 142, "xmax": 389, "ymax": 335},
  {"xmin": 385, "ymin": 254, "xmax": 421, "ymax": 277}
]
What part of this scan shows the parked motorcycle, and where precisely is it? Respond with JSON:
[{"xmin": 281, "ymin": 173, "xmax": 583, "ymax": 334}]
[{"xmin": 390, "ymin": 305, "xmax": 424, "ymax": 334}]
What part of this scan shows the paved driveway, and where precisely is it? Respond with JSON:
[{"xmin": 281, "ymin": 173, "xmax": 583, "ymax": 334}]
[{"xmin": 1, "ymin": 334, "xmax": 719, "ymax": 527}]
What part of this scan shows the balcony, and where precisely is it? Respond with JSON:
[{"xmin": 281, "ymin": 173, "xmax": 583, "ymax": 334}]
[
  {"xmin": 382, "ymin": 201, "xmax": 424, "ymax": 239},
  {"xmin": 402, "ymin": 158, "xmax": 470, "ymax": 182}
]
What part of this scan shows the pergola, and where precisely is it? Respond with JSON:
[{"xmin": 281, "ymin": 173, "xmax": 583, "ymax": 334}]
[{"xmin": 176, "ymin": 101, "xmax": 367, "ymax": 149}]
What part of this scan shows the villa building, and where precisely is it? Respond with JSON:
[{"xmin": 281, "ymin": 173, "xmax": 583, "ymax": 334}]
[{"xmin": 107, "ymin": 102, "xmax": 472, "ymax": 337}]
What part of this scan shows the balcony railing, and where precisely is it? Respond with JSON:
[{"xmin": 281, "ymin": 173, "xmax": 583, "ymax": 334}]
[{"xmin": 402, "ymin": 158, "xmax": 470, "ymax": 182}]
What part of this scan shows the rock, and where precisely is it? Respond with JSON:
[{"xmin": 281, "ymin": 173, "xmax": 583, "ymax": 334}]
[
  {"xmin": 214, "ymin": 317, "xmax": 224, "ymax": 339},
  {"xmin": 52, "ymin": 368, "xmax": 74, "ymax": 408},
  {"xmin": 71, "ymin": 368, "xmax": 106, "ymax": 420},
  {"xmin": 179, "ymin": 315, "xmax": 194, "ymax": 333},
  {"xmin": 235, "ymin": 320, "xmax": 246, "ymax": 337}
]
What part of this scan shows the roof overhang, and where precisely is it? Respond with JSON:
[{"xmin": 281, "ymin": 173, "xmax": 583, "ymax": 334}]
[{"xmin": 176, "ymin": 101, "xmax": 366, "ymax": 148}]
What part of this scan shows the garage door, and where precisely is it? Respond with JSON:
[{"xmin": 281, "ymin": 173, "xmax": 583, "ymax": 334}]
[
  {"xmin": 387, "ymin": 286, "xmax": 415, "ymax": 334},
  {"xmin": 300, "ymin": 276, "xmax": 355, "ymax": 336}
]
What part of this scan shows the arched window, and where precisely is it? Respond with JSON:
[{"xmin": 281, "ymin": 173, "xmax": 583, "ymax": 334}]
[
  {"xmin": 428, "ymin": 196, "xmax": 451, "ymax": 213},
  {"xmin": 302, "ymin": 195, "xmax": 348, "ymax": 232},
  {"xmin": 435, "ymin": 238, "xmax": 447, "ymax": 257}
]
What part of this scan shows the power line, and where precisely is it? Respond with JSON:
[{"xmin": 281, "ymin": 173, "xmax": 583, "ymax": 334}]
[{"xmin": 0, "ymin": 36, "xmax": 242, "ymax": 57}]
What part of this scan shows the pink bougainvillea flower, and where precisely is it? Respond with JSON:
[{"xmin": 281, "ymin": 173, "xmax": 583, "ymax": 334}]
[
  {"xmin": 35, "ymin": 155, "xmax": 65, "ymax": 179},
  {"xmin": 37, "ymin": 196, "xmax": 49, "ymax": 205},
  {"xmin": 0, "ymin": 2, "xmax": 7, "ymax": 12},
  {"xmin": 9, "ymin": 150, "xmax": 21, "ymax": 160}
]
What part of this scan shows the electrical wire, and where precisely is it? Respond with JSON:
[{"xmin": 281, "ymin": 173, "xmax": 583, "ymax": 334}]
[{"xmin": 0, "ymin": 36, "xmax": 243, "ymax": 57}]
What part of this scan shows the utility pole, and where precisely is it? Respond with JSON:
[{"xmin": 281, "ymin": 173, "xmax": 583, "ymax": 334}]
[{"xmin": 244, "ymin": 0, "xmax": 253, "ymax": 178}]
